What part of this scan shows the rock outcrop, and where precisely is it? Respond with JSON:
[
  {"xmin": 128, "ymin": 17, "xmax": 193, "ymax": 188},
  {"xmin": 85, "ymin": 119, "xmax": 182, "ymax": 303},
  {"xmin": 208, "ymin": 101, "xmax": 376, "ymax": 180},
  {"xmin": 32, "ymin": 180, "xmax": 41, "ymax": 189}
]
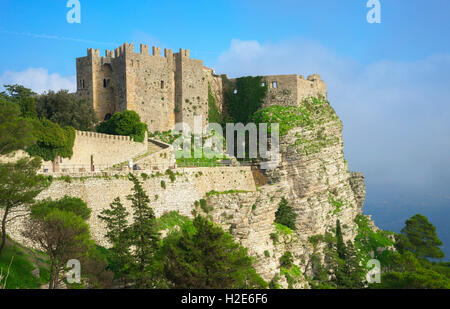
[{"xmin": 208, "ymin": 97, "xmax": 368, "ymax": 287}]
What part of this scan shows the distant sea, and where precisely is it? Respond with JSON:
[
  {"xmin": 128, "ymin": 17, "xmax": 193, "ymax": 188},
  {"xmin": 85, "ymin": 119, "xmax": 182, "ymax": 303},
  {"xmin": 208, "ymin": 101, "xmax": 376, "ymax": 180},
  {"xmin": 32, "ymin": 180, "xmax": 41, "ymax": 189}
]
[{"xmin": 363, "ymin": 186, "xmax": 450, "ymax": 262}]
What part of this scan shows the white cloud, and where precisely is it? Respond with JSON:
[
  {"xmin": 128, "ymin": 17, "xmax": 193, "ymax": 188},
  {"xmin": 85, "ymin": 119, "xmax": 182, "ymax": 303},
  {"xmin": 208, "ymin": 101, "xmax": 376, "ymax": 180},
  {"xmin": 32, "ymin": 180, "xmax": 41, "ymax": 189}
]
[
  {"xmin": 0, "ymin": 68, "xmax": 76, "ymax": 94},
  {"xmin": 213, "ymin": 39, "xmax": 450, "ymax": 194}
]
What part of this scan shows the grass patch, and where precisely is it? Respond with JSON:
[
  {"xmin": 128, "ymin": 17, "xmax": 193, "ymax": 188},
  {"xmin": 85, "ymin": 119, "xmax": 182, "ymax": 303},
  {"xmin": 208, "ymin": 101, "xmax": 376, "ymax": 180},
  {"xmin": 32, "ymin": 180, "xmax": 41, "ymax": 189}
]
[
  {"xmin": 0, "ymin": 238, "xmax": 50, "ymax": 289},
  {"xmin": 206, "ymin": 190, "xmax": 251, "ymax": 197}
]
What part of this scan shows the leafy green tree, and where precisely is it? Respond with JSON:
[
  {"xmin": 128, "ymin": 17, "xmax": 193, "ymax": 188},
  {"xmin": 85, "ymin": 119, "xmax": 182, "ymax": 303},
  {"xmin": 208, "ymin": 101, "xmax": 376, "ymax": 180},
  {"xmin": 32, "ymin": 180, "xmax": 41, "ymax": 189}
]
[
  {"xmin": 1, "ymin": 84, "xmax": 37, "ymax": 119},
  {"xmin": 23, "ymin": 209, "xmax": 92, "ymax": 289},
  {"xmin": 379, "ymin": 268, "xmax": 450, "ymax": 289},
  {"xmin": 36, "ymin": 90, "xmax": 97, "ymax": 131},
  {"xmin": 98, "ymin": 197, "xmax": 132, "ymax": 286},
  {"xmin": 23, "ymin": 196, "xmax": 112, "ymax": 289},
  {"xmin": 274, "ymin": 198, "xmax": 297, "ymax": 230},
  {"xmin": 224, "ymin": 76, "xmax": 267, "ymax": 124},
  {"xmin": 374, "ymin": 251, "xmax": 450, "ymax": 289},
  {"xmin": 32, "ymin": 196, "xmax": 91, "ymax": 221},
  {"xmin": 96, "ymin": 110, "xmax": 148, "ymax": 142},
  {"xmin": 26, "ymin": 118, "xmax": 76, "ymax": 162},
  {"xmin": 162, "ymin": 215, "xmax": 267, "ymax": 289},
  {"xmin": 0, "ymin": 157, "xmax": 50, "ymax": 256},
  {"xmin": 126, "ymin": 174, "xmax": 160, "ymax": 288},
  {"xmin": 396, "ymin": 214, "xmax": 444, "ymax": 260},
  {"xmin": 0, "ymin": 98, "xmax": 36, "ymax": 155}
]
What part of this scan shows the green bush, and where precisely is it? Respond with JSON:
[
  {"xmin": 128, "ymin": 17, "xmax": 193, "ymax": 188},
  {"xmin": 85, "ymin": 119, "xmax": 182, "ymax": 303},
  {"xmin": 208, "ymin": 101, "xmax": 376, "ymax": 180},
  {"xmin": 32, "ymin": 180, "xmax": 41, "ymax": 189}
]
[
  {"xmin": 165, "ymin": 169, "xmax": 176, "ymax": 182},
  {"xmin": 96, "ymin": 110, "xmax": 148, "ymax": 142},
  {"xmin": 280, "ymin": 251, "xmax": 294, "ymax": 268},
  {"xmin": 274, "ymin": 198, "xmax": 297, "ymax": 231},
  {"xmin": 26, "ymin": 118, "xmax": 76, "ymax": 161}
]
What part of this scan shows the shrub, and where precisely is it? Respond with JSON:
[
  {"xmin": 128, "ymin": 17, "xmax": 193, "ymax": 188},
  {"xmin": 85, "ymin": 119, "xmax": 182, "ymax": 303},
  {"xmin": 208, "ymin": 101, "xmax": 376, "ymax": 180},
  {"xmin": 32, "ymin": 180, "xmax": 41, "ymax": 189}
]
[
  {"xmin": 280, "ymin": 251, "xmax": 294, "ymax": 268},
  {"xmin": 96, "ymin": 110, "xmax": 148, "ymax": 142},
  {"xmin": 274, "ymin": 198, "xmax": 297, "ymax": 231}
]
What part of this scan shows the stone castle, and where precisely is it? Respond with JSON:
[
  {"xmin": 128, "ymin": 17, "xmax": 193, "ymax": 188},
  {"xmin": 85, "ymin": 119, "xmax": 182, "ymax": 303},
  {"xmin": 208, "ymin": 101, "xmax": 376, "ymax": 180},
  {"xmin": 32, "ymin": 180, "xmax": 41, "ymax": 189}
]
[
  {"xmin": 3, "ymin": 42, "xmax": 376, "ymax": 289},
  {"xmin": 77, "ymin": 43, "xmax": 327, "ymax": 132}
]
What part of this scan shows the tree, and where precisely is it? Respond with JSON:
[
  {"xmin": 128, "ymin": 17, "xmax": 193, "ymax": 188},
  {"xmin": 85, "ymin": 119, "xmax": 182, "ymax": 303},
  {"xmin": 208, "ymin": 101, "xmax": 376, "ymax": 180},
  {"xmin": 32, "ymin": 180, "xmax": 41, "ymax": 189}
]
[
  {"xmin": 23, "ymin": 196, "xmax": 111, "ymax": 289},
  {"xmin": 0, "ymin": 98, "xmax": 36, "ymax": 155},
  {"xmin": 274, "ymin": 198, "xmax": 297, "ymax": 230},
  {"xmin": 32, "ymin": 195, "xmax": 91, "ymax": 220},
  {"xmin": 23, "ymin": 209, "xmax": 91, "ymax": 289},
  {"xmin": 98, "ymin": 197, "xmax": 132, "ymax": 286},
  {"xmin": 26, "ymin": 118, "xmax": 76, "ymax": 162},
  {"xmin": 1, "ymin": 84, "xmax": 37, "ymax": 119},
  {"xmin": 0, "ymin": 157, "xmax": 50, "ymax": 256},
  {"xmin": 126, "ymin": 174, "xmax": 160, "ymax": 288},
  {"xmin": 96, "ymin": 110, "xmax": 148, "ymax": 142},
  {"xmin": 308, "ymin": 225, "xmax": 365, "ymax": 289},
  {"xmin": 335, "ymin": 219, "xmax": 346, "ymax": 260},
  {"xmin": 36, "ymin": 90, "xmax": 97, "ymax": 131},
  {"xmin": 162, "ymin": 215, "xmax": 267, "ymax": 289},
  {"xmin": 396, "ymin": 214, "xmax": 444, "ymax": 260}
]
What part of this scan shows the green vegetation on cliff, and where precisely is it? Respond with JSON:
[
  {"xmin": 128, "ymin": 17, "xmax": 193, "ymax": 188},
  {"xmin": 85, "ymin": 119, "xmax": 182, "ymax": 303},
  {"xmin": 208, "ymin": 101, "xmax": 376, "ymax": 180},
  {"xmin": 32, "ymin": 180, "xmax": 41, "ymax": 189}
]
[
  {"xmin": 252, "ymin": 96, "xmax": 340, "ymax": 136},
  {"xmin": 252, "ymin": 96, "xmax": 341, "ymax": 156},
  {"xmin": 207, "ymin": 84, "xmax": 222, "ymax": 124},
  {"xmin": 0, "ymin": 238, "xmax": 50, "ymax": 289}
]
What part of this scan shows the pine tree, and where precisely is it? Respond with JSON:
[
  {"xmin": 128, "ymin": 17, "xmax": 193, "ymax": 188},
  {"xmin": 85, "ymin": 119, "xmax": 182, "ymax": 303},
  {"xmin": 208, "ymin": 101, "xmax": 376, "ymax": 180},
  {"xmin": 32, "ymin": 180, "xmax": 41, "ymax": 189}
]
[
  {"xmin": 398, "ymin": 214, "xmax": 444, "ymax": 260},
  {"xmin": 336, "ymin": 219, "xmax": 346, "ymax": 260},
  {"xmin": 274, "ymin": 198, "xmax": 297, "ymax": 230},
  {"xmin": 126, "ymin": 173, "xmax": 160, "ymax": 288},
  {"xmin": 162, "ymin": 215, "xmax": 267, "ymax": 288},
  {"xmin": 98, "ymin": 197, "xmax": 132, "ymax": 287}
]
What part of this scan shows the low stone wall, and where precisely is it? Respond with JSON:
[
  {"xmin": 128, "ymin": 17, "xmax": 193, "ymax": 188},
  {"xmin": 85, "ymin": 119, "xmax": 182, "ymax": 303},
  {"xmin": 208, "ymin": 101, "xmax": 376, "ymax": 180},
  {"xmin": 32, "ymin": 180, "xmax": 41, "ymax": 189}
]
[
  {"xmin": 4, "ymin": 166, "xmax": 256, "ymax": 248},
  {"xmin": 42, "ymin": 130, "xmax": 148, "ymax": 172}
]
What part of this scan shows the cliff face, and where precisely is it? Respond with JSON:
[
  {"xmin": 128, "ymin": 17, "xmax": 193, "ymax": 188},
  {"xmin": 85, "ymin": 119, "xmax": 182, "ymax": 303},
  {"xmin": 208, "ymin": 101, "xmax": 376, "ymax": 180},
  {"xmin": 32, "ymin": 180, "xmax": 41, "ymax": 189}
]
[{"xmin": 208, "ymin": 97, "xmax": 367, "ymax": 287}]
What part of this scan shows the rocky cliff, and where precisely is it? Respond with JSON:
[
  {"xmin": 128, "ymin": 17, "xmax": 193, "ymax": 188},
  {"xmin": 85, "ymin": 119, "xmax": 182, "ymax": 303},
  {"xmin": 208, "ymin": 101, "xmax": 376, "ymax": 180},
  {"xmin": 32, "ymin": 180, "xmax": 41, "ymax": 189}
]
[{"xmin": 205, "ymin": 97, "xmax": 368, "ymax": 287}]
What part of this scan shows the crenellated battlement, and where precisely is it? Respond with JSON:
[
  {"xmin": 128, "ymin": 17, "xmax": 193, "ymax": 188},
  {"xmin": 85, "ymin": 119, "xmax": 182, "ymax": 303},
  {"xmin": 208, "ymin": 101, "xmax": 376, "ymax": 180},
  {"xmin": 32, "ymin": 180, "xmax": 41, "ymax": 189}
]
[
  {"xmin": 76, "ymin": 130, "xmax": 132, "ymax": 142},
  {"xmin": 83, "ymin": 43, "xmax": 194, "ymax": 61},
  {"xmin": 77, "ymin": 42, "xmax": 327, "ymax": 134},
  {"xmin": 87, "ymin": 48, "xmax": 100, "ymax": 58},
  {"xmin": 177, "ymin": 48, "xmax": 190, "ymax": 58}
]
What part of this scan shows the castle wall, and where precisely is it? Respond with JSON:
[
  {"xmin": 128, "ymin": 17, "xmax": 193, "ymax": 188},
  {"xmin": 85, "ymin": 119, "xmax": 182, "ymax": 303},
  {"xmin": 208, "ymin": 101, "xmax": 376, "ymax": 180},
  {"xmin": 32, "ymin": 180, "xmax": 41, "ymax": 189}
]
[
  {"xmin": 297, "ymin": 74, "xmax": 327, "ymax": 102},
  {"xmin": 76, "ymin": 43, "xmax": 327, "ymax": 132},
  {"xmin": 43, "ymin": 130, "xmax": 148, "ymax": 172},
  {"xmin": 262, "ymin": 75, "xmax": 299, "ymax": 108},
  {"xmin": 175, "ymin": 49, "xmax": 209, "ymax": 131},
  {"xmin": 261, "ymin": 74, "xmax": 327, "ymax": 108},
  {"xmin": 205, "ymin": 70, "xmax": 225, "ymax": 117},
  {"xmin": 124, "ymin": 44, "xmax": 176, "ymax": 132},
  {"xmin": 4, "ymin": 167, "xmax": 256, "ymax": 248}
]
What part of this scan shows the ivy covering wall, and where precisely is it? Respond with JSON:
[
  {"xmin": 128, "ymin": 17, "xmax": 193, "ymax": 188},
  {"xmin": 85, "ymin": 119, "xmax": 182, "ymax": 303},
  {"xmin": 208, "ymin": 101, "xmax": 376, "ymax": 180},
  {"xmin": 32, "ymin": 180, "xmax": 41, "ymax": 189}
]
[{"xmin": 224, "ymin": 76, "xmax": 268, "ymax": 124}]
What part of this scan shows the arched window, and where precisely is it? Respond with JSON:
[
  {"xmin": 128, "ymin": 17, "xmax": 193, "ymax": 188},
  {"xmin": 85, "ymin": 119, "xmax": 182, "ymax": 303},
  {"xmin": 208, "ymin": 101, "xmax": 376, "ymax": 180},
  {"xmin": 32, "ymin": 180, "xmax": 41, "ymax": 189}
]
[{"xmin": 104, "ymin": 113, "xmax": 112, "ymax": 121}]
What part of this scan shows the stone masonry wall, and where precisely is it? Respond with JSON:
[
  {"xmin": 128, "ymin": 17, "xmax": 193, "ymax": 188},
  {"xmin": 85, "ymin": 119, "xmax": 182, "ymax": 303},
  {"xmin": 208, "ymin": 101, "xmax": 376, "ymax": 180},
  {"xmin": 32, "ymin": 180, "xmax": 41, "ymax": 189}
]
[
  {"xmin": 42, "ymin": 130, "xmax": 148, "ymax": 172},
  {"xmin": 175, "ymin": 50, "xmax": 210, "ymax": 130},
  {"xmin": 125, "ymin": 44, "xmax": 176, "ymax": 132},
  {"xmin": 4, "ymin": 167, "xmax": 256, "ymax": 248}
]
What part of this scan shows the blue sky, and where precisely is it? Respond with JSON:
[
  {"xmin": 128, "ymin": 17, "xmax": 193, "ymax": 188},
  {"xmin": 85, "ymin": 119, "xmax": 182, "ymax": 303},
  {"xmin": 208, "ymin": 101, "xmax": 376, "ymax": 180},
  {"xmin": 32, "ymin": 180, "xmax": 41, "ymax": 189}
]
[
  {"xmin": 1, "ymin": 0, "xmax": 449, "ymax": 74},
  {"xmin": 1, "ymin": 0, "xmax": 450, "ymax": 256}
]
